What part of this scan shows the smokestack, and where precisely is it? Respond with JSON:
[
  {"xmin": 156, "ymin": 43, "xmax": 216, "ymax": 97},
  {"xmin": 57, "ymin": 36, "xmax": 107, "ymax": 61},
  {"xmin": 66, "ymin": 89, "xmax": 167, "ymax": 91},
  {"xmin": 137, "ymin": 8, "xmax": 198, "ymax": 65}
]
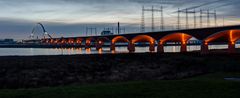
[{"xmin": 118, "ymin": 22, "xmax": 120, "ymax": 34}]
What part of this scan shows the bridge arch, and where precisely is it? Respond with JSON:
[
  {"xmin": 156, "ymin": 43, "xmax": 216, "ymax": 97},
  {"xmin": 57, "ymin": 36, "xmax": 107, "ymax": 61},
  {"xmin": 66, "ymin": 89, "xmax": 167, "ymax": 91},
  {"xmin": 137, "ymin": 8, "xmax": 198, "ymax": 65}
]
[
  {"xmin": 67, "ymin": 38, "xmax": 75, "ymax": 44},
  {"xmin": 76, "ymin": 38, "xmax": 83, "ymax": 44},
  {"xmin": 203, "ymin": 30, "xmax": 240, "ymax": 53},
  {"xmin": 204, "ymin": 30, "xmax": 240, "ymax": 43},
  {"xmin": 158, "ymin": 33, "xmax": 196, "ymax": 53},
  {"xmin": 85, "ymin": 37, "xmax": 96, "ymax": 48},
  {"xmin": 112, "ymin": 36, "xmax": 130, "ymax": 43},
  {"xmin": 130, "ymin": 35, "xmax": 156, "ymax": 52},
  {"xmin": 60, "ymin": 38, "xmax": 67, "ymax": 44},
  {"xmin": 53, "ymin": 39, "xmax": 60, "ymax": 44},
  {"xmin": 31, "ymin": 23, "xmax": 52, "ymax": 40},
  {"xmin": 111, "ymin": 36, "xmax": 130, "ymax": 51}
]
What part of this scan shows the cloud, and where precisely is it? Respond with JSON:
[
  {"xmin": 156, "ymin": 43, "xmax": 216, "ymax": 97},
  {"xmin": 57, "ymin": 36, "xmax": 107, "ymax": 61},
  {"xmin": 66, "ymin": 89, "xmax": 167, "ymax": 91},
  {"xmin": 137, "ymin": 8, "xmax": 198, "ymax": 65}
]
[{"xmin": 0, "ymin": 0, "xmax": 240, "ymax": 39}]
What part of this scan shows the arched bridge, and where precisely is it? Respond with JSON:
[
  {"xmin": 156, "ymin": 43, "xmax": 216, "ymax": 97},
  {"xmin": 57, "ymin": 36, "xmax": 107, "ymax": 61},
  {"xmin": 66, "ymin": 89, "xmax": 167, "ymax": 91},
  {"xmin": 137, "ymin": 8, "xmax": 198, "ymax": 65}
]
[{"xmin": 43, "ymin": 25, "xmax": 240, "ymax": 54}]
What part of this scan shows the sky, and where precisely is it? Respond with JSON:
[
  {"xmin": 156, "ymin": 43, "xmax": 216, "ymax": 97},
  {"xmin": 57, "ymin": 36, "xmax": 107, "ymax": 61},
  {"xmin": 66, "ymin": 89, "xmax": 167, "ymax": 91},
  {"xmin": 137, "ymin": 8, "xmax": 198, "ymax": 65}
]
[{"xmin": 0, "ymin": 0, "xmax": 240, "ymax": 40}]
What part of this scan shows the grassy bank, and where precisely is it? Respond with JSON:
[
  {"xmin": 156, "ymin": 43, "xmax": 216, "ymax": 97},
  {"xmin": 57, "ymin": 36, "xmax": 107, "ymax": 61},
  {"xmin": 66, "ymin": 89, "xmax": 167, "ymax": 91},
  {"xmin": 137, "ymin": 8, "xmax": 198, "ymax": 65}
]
[
  {"xmin": 0, "ymin": 53, "xmax": 240, "ymax": 88},
  {"xmin": 0, "ymin": 72, "xmax": 239, "ymax": 98}
]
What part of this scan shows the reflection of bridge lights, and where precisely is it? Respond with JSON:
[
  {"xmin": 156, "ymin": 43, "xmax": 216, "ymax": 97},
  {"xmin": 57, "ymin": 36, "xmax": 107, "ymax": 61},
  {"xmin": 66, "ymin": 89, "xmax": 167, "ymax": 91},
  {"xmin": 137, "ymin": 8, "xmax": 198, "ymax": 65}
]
[
  {"xmin": 111, "ymin": 50, "xmax": 116, "ymax": 54},
  {"xmin": 86, "ymin": 48, "xmax": 91, "ymax": 54},
  {"xmin": 98, "ymin": 48, "xmax": 103, "ymax": 54},
  {"xmin": 76, "ymin": 48, "xmax": 82, "ymax": 54}
]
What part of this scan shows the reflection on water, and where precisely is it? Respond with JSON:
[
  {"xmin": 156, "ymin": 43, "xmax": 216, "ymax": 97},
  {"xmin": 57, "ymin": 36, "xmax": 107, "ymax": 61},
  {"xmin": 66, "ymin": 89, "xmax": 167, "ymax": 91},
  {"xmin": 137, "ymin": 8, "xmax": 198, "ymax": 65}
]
[{"xmin": 0, "ymin": 44, "xmax": 239, "ymax": 56}]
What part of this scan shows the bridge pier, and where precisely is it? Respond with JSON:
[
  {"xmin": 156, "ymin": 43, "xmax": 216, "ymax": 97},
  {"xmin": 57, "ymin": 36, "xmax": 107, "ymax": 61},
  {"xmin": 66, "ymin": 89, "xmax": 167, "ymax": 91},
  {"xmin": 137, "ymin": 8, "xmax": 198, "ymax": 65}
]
[
  {"xmin": 149, "ymin": 42, "xmax": 155, "ymax": 52},
  {"xmin": 85, "ymin": 41, "xmax": 91, "ymax": 49},
  {"xmin": 201, "ymin": 42, "xmax": 209, "ymax": 54},
  {"xmin": 157, "ymin": 43, "xmax": 164, "ymax": 53},
  {"xmin": 228, "ymin": 41, "xmax": 236, "ymax": 54},
  {"xmin": 95, "ymin": 41, "xmax": 103, "ymax": 50},
  {"xmin": 180, "ymin": 42, "xmax": 187, "ymax": 53},
  {"xmin": 110, "ymin": 43, "xmax": 115, "ymax": 51},
  {"xmin": 128, "ymin": 43, "xmax": 135, "ymax": 52}
]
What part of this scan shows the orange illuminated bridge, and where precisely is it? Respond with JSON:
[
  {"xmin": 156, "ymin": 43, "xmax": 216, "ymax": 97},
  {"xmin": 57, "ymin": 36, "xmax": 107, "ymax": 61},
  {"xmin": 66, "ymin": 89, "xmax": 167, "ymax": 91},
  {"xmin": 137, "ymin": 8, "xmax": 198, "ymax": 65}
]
[{"xmin": 43, "ymin": 25, "xmax": 240, "ymax": 54}]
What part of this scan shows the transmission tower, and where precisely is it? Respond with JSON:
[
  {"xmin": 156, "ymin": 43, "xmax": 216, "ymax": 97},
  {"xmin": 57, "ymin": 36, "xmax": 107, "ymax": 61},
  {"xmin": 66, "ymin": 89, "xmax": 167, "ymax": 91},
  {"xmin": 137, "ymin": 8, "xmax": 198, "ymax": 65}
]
[
  {"xmin": 177, "ymin": 8, "xmax": 180, "ymax": 30},
  {"xmin": 86, "ymin": 27, "xmax": 97, "ymax": 36},
  {"xmin": 141, "ymin": 5, "xmax": 164, "ymax": 32},
  {"xmin": 178, "ymin": 8, "xmax": 197, "ymax": 29},
  {"xmin": 199, "ymin": 9, "xmax": 217, "ymax": 28}
]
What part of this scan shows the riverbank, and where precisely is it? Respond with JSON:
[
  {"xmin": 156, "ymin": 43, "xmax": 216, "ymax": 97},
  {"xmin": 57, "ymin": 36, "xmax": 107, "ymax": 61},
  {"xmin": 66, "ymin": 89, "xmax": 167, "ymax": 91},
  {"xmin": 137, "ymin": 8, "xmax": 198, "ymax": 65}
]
[
  {"xmin": 0, "ymin": 72, "xmax": 239, "ymax": 98},
  {"xmin": 0, "ymin": 51, "xmax": 240, "ymax": 88}
]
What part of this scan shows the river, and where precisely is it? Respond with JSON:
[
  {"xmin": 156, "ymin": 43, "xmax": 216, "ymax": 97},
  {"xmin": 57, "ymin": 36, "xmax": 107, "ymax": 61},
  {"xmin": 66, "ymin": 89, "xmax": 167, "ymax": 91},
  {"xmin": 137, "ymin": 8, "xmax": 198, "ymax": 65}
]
[{"xmin": 0, "ymin": 44, "xmax": 239, "ymax": 56}]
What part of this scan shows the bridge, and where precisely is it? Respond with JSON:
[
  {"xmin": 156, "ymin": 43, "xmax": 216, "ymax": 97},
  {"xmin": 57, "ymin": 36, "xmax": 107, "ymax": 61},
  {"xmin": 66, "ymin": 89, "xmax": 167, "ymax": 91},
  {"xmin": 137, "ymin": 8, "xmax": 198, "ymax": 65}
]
[{"xmin": 42, "ymin": 25, "xmax": 240, "ymax": 54}]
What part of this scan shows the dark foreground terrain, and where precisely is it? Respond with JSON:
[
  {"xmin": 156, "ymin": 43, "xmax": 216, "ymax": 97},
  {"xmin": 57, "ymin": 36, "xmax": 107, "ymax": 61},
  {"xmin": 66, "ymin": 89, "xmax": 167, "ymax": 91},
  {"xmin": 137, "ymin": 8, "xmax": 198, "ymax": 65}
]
[
  {"xmin": 0, "ymin": 51, "xmax": 240, "ymax": 98},
  {"xmin": 0, "ymin": 51, "xmax": 240, "ymax": 88},
  {"xmin": 0, "ymin": 72, "xmax": 240, "ymax": 98}
]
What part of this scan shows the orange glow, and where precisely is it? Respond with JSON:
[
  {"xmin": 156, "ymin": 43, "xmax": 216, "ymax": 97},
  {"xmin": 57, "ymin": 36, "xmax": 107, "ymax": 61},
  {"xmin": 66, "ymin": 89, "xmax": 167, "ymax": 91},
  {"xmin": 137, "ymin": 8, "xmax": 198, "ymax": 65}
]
[
  {"xmin": 182, "ymin": 41, "xmax": 186, "ymax": 44},
  {"xmin": 204, "ymin": 42, "xmax": 208, "ymax": 45},
  {"xmin": 181, "ymin": 33, "xmax": 186, "ymax": 44},
  {"xmin": 86, "ymin": 38, "xmax": 95, "ymax": 44},
  {"xmin": 98, "ymin": 41, "xmax": 102, "ymax": 44},
  {"xmin": 131, "ymin": 35, "xmax": 155, "ymax": 44},
  {"xmin": 205, "ymin": 30, "xmax": 230, "ymax": 43},
  {"xmin": 50, "ymin": 39, "xmax": 54, "ymax": 43},
  {"xmin": 76, "ymin": 40, "xmax": 82, "ymax": 44},
  {"xmin": 67, "ymin": 39, "xmax": 74, "ymax": 44},
  {"xmin": 160, "ymin": 33, "xmax": 193, "ymax": 44},
  {"xmin": 204, "ymin": 30, "xmax": 240, "ymax": 43},
  {"xmin": 86, "ymin": 40, "xmax": 90, "ymax": 44},
  {"xmin": 61, "ymin": 40, "xmax": 66, "ymax": 44},
  {"xmin": 98, "ymin": 48, "xmax": 103, "ymax": 54},
  {"xmin": 112, "ymin": 36, "xmax": 129, "ymax": 43},
  {"xmin": 54, "ymin": 40, "xmax": 58, "ymax": 43},
  {"xmin": 230, "ymin": 30, "xmax": 233, "ymax": 42},
  {"xmin": 86, "ymin": 48, "xmax": 91, "ymax": 54}
]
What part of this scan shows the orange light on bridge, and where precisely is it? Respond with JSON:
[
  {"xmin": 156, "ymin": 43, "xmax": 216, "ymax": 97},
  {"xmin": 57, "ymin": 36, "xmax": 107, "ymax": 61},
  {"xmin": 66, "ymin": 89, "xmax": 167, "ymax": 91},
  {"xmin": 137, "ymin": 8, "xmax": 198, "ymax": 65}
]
[
  {"xmin": 230, "ymin": 30, "xmax": 234, "ymax": 42},
  {"xmin": 160, "ymin": 33, "xmax": 193, "ymax": 44},
  {"xmin": 204, "ymin": 42, "xmax": 208, "ymax": 45},
  {"xmin": 181, "ymin": 33, "xmax": 187, "ymax": 44},
  {"xmin": 76, "ymin": 40, "xmax": 82, "ymax": 44},
  {"xmin": 112, "ymin": 36, "xmax": 129, "ymax": 43},
  {"xmin": 131, "ymin": 35, "xmax": 155, "ymax": 44},
  {"xmin": 98, "ymin": 41, "xmax": 102, "ymax": 44},
  {"xmin": 86, "ymin": 40, "xmax": 91, "ymax": 44}
]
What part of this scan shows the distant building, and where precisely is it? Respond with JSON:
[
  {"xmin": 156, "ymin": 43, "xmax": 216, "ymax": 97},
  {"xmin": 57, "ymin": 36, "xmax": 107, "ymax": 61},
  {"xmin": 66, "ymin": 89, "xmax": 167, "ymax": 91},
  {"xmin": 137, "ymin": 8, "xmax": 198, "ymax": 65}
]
[
  {"xmin": 0, "ymin": 39, "xmax": 16, "ymax": 44},
  {"xmin": 101, "ymin": 30, "xmax": 113, "ymax": 36},
  {"xmin": 22, "ymin": 39, "xmax": 41, "ymax": 44}
]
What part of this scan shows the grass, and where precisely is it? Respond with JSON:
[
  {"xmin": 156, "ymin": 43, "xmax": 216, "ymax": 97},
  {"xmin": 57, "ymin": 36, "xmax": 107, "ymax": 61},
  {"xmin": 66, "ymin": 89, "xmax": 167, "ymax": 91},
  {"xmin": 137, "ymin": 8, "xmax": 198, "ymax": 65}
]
[{"xmin": 0, "ymin": 72, "xmax": 240, "ymax": 98}]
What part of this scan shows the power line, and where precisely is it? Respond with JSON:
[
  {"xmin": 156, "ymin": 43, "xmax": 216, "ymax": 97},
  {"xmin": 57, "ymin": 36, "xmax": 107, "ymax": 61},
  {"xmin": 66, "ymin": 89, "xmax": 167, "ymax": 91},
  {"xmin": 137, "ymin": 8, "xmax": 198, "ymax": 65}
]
[{"xmin": 141, "ymin": 5, "xmax": 164, "ymax": 32}]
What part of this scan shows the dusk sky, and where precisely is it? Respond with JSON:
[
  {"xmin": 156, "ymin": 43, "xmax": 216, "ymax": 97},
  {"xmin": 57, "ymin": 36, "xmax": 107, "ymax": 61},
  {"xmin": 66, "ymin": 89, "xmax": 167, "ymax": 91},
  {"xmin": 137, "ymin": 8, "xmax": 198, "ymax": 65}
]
[{"xmin": 0, "ymin": 0, "xmax": 240, "ymax": 40}]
